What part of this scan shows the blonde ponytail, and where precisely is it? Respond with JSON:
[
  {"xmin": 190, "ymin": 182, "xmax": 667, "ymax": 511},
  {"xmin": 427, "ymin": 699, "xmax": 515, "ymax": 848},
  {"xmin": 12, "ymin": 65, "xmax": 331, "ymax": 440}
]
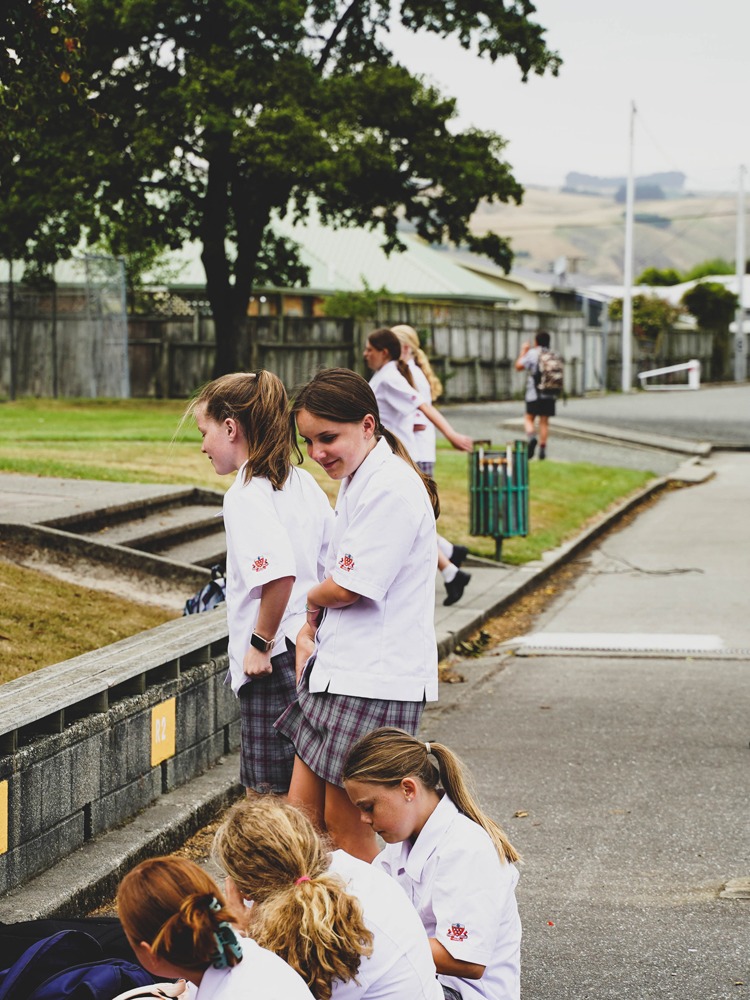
[
  {"xmin": 391, "ymin": 325, "xmax": 443, "ymax": 401},
  {"xmin": 213, "ymin": 798, "xmax": 373, "ymax": 1000}
]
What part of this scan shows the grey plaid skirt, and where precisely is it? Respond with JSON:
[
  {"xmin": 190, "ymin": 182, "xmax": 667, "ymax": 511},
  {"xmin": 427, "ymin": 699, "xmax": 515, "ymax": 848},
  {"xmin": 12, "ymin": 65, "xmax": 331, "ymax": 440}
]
[
  {"xmin": 274, "ymin": 660, "xmax": 424, "ymax": 787},
  {"xmin": 238, "ymin": 646, "xmax": 296, "ymax": 794}
]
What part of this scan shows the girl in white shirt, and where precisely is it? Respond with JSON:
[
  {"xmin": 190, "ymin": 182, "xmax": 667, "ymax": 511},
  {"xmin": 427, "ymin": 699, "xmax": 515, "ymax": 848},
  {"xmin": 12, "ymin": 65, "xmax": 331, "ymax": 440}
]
[
  {"xmin": 214, "ymin": 796, "xmax": 443, "ymax": 1000},
  {"xmin": 275, "ymin": 367, "xmax": 439, "ymax": 862},
  {"xmin": 187, "ymin": 372, "xmax": 333, "ymax": 795},
  {"xmin": 116, "ymin": 856, "xmax": 314, "ymax": 1000},
  {"xmin": 365, "ymin": 327, "xmax": 473, "ymax": 607},
  {"xmin": 343, "ymin": 727, "xmax": 522, "ymax": 1000}
]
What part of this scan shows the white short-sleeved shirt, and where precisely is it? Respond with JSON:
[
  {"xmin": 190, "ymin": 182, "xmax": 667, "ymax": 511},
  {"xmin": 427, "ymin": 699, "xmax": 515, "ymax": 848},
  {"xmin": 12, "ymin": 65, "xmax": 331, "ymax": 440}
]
[
  {"xmin": 408, "ymin": 361, "xmax": 437, "ymax": 466},
  {"xmin": 223, "ymin": 465, "xmax": 333, "ymax": 693},
  {"xmin": 521, "ymin": 347, "xmax": 544, "ymax": 402},
  {"xmin": 309, "ymin": 437, "xmax": 438, "ymax": 702},
  {"xmin": 186, "ymin": 935, "xmax": 315, "ymax": 1000},
  {"xmin": 368, "ymin": 360, "xmax": 422, "ymax": 453},
  {"xmin": 328, "ymin": 850, "xmax": 443, "ymax": 1000},
  {"xmin": 374, "ymin": 795, "xmax": 521, "ymax": 1000}
]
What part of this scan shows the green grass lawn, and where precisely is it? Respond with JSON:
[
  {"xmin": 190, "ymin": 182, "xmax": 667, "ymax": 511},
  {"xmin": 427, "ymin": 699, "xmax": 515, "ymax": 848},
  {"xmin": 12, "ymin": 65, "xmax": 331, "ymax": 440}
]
[{"xmin": 0, "ymin": 397, "xmax": 656, "ymax": 563}]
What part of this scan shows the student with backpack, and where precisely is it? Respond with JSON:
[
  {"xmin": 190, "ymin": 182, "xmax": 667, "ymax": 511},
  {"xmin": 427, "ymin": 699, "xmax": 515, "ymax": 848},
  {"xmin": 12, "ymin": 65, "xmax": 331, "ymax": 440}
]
[
  {"xmin": 514, "ymin": 330, "xmax": 564, "ymax": 460},
  {"xmin": 342, "ymin": 727, "xmax": 522, "ymax": 1000},
  {"xmin": 185, "ymin": 372, "xmax": 333, "ymax": 796}
]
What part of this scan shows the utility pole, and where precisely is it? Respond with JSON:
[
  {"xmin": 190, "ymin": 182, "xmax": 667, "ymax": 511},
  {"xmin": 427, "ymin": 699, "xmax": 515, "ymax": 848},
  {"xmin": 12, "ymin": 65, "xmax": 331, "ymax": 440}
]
[
  {"xmin": 734, "ymin": 164, "xmax": 746, "ymax": 382},
  {"xmin": 621, "ymin": 101, "xmax": 636, "ymax": 393}
]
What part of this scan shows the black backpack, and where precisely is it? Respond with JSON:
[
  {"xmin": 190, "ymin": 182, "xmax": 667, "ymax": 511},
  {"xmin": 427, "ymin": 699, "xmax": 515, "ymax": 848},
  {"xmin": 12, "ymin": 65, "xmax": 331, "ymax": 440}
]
[
  {"xmin": 0, "ymin": 930, "xmax": 154, "ymax": 1000},
  {"xmin": 183, "ymin": 564, "xmax": 226, "ymax": 615}
]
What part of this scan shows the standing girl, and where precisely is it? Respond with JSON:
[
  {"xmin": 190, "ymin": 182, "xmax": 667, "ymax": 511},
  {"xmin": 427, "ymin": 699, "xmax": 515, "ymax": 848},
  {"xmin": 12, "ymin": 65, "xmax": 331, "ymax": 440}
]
[
  {"xmin": 213, "ymin": 796, "xmax": 443, "ymax": 1000},
  {"xmin": 188, "ymin": 372, "xmax": 333, "ymax": 796},
  {"xmin": 342, "ymin": 727, "xmax": 522, "ymax": 1000},
  {"xmin": 117, "ymin": 856, "xmax": 315, "ymax": 999},
  {"xmin": 365, "ymin": 327, "xmax": 473, "ymax": 607},
  {"xmin": 275, "ymin": 368, "xmax": 439, "ymax": 861}
]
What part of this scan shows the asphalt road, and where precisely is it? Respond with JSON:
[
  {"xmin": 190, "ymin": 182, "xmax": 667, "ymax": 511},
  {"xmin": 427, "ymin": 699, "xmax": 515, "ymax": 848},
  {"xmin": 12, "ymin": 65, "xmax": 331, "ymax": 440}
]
[{"xmin": 426, "ymin": 445, "xmax": 750, "ymax": 999}]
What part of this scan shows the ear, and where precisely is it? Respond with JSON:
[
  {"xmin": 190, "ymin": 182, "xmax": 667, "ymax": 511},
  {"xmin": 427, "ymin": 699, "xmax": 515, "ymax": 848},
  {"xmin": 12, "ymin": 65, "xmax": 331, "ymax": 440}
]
[
  {"xmin": 400, "ymin": 777, "xmax": 419, "ymax": 802},
  {"xmin": 224, "ymin": 417, "xmax": 240, "ymax": 440},
  {"xmin": 362, "ymin": 413, "xmax": 376, "ymax": 437}
]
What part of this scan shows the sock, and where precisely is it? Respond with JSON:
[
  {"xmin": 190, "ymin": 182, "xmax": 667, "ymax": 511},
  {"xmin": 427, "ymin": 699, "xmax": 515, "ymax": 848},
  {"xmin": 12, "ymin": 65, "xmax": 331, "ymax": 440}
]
[
  {"xmin": 437, "ymin": 535, "xmax": 453, "ymax": 559},
  {"xmin": 441, "ymin": 564, "xmax": 458, "ymax": 584}
]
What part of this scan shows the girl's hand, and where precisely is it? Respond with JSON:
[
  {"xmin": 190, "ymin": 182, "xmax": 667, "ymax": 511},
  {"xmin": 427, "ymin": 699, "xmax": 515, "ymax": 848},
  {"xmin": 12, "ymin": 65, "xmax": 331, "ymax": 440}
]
[
  {"xmin": 243, "ymin": 646, "xmax": 273, "ymax": 677},
  {"xmin": 295, "ymin": 621, "xmax": 316, "ymax": 682},
  {"xmin": 450, "ymin": 431, "xmax": 474, "ymax": 453}
]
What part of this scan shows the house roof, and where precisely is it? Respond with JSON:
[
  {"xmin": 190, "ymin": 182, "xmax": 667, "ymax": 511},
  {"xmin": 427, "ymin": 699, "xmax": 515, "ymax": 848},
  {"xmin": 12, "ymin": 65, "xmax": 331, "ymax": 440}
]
[{"xmin": 1, "ymin": 216, "xmax": 514, "ymax": 305}]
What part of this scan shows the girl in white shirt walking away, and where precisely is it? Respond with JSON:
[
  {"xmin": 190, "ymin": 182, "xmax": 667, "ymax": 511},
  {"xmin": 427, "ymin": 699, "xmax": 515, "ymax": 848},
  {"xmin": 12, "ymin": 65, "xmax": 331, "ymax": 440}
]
[{"xmin": 343, "ymin": 727, "xmax": 522, "ymax": 1000}]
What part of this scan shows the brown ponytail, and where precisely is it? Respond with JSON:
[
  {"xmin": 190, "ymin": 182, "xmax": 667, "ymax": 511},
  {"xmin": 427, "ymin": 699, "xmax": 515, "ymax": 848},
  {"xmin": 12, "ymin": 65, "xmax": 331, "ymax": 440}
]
[
  {"xmin": 117, "ymin": 857, "xmax": 242, "ymax": 972},
  {"xmin": 342, "ymin": 727, "xmax": 520, "ymax": 864},
  {"xmin": 366, "ymin": 328, "xmax": 415, "ymax": 388}
]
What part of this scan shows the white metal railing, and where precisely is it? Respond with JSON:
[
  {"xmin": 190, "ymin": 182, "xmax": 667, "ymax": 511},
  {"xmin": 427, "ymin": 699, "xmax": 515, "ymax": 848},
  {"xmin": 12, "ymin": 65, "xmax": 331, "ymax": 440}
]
[{"xmin": 637, "ymin": 359, "xmax": 701, "ymax": 391}]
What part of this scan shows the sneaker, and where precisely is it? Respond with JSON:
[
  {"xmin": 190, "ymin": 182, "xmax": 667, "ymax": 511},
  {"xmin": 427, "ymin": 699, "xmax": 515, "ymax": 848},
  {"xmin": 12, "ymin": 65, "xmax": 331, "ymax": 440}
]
[
  {"xmin": 451, "ymin": 544, "xmax": 469, "ymax": 568},
  {"xmin": 443, "ymin": 569, "xmax": 471, "ymax": 606},
  {"xmin": 539, "ymin": 445, "xmax": 546, "ymax": 460},
  {"xmin": 527, "ymin": 436, "xmax": 538, "ymax": 459}
]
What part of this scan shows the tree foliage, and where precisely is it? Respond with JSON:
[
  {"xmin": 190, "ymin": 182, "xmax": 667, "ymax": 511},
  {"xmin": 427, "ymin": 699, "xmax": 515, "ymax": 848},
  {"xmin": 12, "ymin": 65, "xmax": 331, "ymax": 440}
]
[
  {"xmin": 636, "ymin": 266, "xmax": 682, "ymax": 286},
  {"xmin": 608, "ymin": 294, "xmax": 682, "ymax": 342},
  {"xmin": 2, "ymin": 0, "xmax": 561, "ymax": 374},
  {"xmin": 680, "ymin": 281, "xmax": 737, "ymax": 331}
]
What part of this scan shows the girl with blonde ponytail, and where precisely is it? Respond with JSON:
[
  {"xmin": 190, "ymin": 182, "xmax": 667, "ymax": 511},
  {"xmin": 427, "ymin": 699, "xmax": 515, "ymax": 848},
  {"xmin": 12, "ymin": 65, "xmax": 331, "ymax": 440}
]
[
  {"xmin": 213, "ymin": 797, "xmax": 443, "ymax": 1000},
  {"xmin": 116, "ymin": 856, "xmax": 314, "ymax": 999},
  {"xmin": 342, "ymin": 728, "xmax": 521, "ymax": 1000},
  {"xmin": 184, "ymin": 371, "xmax": 333, "ymax": 797}
]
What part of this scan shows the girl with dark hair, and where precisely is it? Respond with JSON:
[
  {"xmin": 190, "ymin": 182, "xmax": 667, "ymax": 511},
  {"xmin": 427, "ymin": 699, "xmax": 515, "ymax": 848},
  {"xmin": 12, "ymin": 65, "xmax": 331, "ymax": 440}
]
[
  {"xmin": 343, "ymin": 727, "xmax": 521, "ymax": 1000},
  {"xmin": 366, "ymin": 327, "xmax": 473, "ymax": 607},
  {"xmin": 274, "ymin": 368, "xmax": 439, "ymax": 861},
  {"xmin": 116, "ymin": 856, "xmax": 314, "ymax": 999},
  {"xmin": 185, "ymin": 371, "xmax": 333, "ymax": 796},
  {"xmin": 213, "ymin": 797, "xmax": 442, "ymax": 1000}
]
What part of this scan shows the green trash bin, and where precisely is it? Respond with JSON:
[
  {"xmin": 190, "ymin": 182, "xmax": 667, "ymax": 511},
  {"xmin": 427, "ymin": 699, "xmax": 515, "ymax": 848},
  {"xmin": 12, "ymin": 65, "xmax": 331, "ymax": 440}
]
[{"xmin": 469, "ymin": 440, "xmax": 529, "ymax": 560}]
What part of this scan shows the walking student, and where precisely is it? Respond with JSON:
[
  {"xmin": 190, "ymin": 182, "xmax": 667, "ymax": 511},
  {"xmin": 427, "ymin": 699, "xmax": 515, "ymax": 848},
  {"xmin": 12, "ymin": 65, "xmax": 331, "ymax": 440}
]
[
  {"xmin": 514, "ymin": 330, "xmax": 557, "ymax": 459},
  {"xmin": 186, "ymin": 372, "xmax": 333, "ymax": 796},
  {"xmin": 213, "ymin": 796, "xmax": 443, "ymax": 1000},
  {"xmin": 117, "ymin": 856, "xmax": 315, "ymax": 999},
  {"xmin": 364, "ymin": 327, "xmax": 473, "ymax": 606},
  {"xmin": 343, "ymin": 727, "xmax": 522, "ymax": 1000},
  {"xmin": 275, "ymin": 368, "xmax": 439, "ymax": 861}
]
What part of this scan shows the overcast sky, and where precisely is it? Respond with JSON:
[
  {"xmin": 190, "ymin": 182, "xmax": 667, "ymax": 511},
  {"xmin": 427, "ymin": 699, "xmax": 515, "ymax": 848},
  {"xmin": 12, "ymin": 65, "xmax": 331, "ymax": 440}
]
[{"xmin": 388, "ymin": 0, "xmax": 750, "ymax": 193}]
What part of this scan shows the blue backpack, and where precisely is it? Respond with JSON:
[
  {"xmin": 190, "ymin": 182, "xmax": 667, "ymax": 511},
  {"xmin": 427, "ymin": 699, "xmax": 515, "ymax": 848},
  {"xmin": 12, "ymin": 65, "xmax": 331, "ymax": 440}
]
[
  {"xmin": 183, "ymin": 564, "xmax": 227, "ymax": 615},
  {"xmin": 0, "ymin": 930, "xmax": 154, "ymax": 1000}
]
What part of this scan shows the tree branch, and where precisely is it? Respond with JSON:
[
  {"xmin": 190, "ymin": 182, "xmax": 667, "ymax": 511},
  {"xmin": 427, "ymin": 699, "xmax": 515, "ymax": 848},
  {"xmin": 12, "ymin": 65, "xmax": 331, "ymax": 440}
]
[{"xmin": 315, "ymin": 0, "xmax": 364, "ymax": 73}]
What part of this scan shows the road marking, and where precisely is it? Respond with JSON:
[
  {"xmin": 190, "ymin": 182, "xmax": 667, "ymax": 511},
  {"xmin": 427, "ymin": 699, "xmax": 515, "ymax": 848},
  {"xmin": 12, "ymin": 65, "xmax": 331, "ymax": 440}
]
[{"xmin": 510, "ymin": 632, "xmax": 725, "ymax": 654}]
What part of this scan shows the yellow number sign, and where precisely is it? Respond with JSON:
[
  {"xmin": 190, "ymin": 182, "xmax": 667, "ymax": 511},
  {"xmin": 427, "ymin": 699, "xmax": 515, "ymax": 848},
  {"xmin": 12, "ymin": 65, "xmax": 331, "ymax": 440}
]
[
  {"xmin": 151, "ymin": 698, "xmax": 176, "ymax": 767},
  {"xmin": 0, "ymin": 780, "xmax": 8, "ymax": 855}
]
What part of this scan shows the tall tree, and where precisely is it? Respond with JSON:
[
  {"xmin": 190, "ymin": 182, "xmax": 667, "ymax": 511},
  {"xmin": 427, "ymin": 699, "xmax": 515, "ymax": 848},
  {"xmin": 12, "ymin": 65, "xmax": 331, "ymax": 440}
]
[{"xmin": 7, "ymin": 1, "xmax": 561, "ymax": 374}]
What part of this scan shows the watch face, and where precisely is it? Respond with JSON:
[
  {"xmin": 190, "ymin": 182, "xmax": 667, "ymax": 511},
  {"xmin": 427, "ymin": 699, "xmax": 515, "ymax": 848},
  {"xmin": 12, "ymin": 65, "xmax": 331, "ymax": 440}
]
[{"xmin": 252, "ymin": 632, "xmax": 272, "ymax": 652}]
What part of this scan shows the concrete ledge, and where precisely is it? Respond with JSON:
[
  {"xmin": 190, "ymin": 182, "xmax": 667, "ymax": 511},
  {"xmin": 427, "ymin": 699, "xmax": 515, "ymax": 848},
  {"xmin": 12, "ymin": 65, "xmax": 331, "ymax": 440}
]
[{"xmin": 501, "ymin": 416, "xmax": 712, "ymax": 456}]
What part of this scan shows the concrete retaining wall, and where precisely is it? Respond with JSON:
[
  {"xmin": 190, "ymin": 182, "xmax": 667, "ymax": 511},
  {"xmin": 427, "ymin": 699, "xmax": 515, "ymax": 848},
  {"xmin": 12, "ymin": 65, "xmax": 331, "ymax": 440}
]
[{"xmin": 0, "ymin": 611, "xmax": 238, "ymax": 896}]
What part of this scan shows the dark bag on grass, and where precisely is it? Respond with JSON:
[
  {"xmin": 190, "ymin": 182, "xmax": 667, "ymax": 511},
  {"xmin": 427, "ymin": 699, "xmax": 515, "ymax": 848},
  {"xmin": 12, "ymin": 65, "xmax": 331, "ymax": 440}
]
[
  {"xmin": 183, "ymin": 564, "xmax": 226, "ymax": 615},
  {"xmin": 0, "ymin": 929, "xmax": 153, "ymax": 1000}
]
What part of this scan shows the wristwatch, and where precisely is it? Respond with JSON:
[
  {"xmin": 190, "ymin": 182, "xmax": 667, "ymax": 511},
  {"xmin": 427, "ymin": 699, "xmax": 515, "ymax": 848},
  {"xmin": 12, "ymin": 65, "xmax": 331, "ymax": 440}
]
[{"xmin": 249, "ymin": 631, "xmax": 274, "ymax": 653}]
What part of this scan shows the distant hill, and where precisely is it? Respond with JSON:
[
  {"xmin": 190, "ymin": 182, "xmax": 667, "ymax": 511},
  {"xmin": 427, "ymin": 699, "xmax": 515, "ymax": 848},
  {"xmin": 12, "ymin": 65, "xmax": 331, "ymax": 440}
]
[
  {"xmin": 564, "ymin": 171, "xmax": 687, "ymax": 197},
  {"xmin": 470, "ymin": 186, "xmax": 737, "ymax": 283}
]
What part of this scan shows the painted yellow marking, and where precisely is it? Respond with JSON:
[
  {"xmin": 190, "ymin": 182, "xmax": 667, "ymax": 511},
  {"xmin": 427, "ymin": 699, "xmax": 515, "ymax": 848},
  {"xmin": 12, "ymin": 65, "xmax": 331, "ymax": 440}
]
[{"xmin": 151, "ymin": 698, "xmax": 176, "ymax": 766}]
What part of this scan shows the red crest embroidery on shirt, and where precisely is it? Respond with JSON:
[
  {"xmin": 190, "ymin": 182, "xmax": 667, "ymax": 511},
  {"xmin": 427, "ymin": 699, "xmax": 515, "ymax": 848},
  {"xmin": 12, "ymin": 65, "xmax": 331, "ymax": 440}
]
[
  {"xmin": 447, "ymin": 923, "xmax": 468, "ymax": 942},
  {"xmin": 251, "ymin": 556, "xmax": 269, "ymax": 572},
  {"xmin": 338, "ymin": 553, "xmax": 355, "ymax": 572}
]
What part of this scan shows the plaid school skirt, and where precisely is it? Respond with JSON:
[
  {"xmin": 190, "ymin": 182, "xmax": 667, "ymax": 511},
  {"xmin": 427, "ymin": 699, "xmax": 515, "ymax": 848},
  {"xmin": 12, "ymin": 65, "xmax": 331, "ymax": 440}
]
[
  {"xmin": 274, "ymin": 660, "xmax": 424, "ymax": 787},
  {"xmin": 238, "ymin": 646, "xmax": 297, "ymax": 794}
]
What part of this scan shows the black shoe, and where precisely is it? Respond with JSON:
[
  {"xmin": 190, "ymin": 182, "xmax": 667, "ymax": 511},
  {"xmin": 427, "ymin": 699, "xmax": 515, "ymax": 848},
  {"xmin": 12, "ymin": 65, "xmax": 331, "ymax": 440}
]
[
  {"xmin": 451, "ymin": 544, "xmax": 469, "ymax": 568},
  {"xmin": 527, "ymin": 436, "xmax": 537, "ymax": 459},
  {"xmin": 539, "ymin": 445, "xmax": 546, "ymax": 460},
  {"xmin": 443, "ymin": 570, "xmax": 471, "ymax": 606}
]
